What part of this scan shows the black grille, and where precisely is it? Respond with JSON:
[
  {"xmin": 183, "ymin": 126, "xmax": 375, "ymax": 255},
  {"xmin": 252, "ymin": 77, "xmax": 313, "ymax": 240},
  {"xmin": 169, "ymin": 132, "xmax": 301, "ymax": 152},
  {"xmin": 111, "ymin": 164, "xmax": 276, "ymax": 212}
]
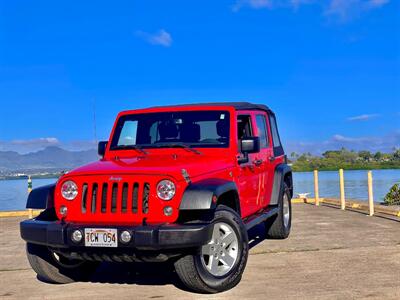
[
  {"xmin": 142, "ymin": 183, "xmax": 150, "ymax": 214},
  {"xmin": 111, "ymin": 183, "xmax": 118, "ymax": 213},
  {"xmin": 121, "ymin": 183, "xmax": 128, "ymax": 213},
  {"xmin": 81, "ymin": 184, "xmax": 88, "ymax": 213},
  {"xmin": 132, "ymin": 183, "xmax": 139, "ymax": 213},
  {"xmin": 91, "ymin": 183, "xmax": 98, "ymax": 213},
  {"xmin": 101, "ymin": 183, "xmax": 108, "ymax": 213},
  {"xmin": 81, "ymin": 182, "xmax": 150, "ymax": 214}
]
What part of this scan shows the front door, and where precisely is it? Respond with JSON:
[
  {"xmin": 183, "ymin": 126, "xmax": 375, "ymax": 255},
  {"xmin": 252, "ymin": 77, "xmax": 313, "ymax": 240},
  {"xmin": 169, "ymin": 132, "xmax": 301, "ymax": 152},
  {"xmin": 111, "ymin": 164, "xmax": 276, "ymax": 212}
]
[{"xmin": 236, "ymin": 113, "xmax": 261, "ymax": 217}]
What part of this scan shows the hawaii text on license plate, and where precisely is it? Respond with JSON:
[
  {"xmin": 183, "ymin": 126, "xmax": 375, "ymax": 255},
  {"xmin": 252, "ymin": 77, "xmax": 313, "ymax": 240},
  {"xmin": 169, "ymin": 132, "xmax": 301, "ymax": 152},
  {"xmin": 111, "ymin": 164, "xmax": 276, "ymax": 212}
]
[{"xmin": 84, "ymin": 228, "xmax": 118, "ymax": 247}]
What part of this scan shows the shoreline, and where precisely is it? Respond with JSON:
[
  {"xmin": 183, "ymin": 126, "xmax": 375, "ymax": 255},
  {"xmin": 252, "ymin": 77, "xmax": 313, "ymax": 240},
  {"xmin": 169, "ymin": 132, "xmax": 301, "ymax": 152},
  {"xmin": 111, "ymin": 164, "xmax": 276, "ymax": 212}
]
[
  {"xmin": 2, "ymin": 168, "xmax": 400, "ymax": 180},
  {"xmin": 291, "ymin": 166, "xmax": 400, "ymax": 172},
  {"xmin": 0, "ymin": 174, "xmax": 61, "ymax": 181}
]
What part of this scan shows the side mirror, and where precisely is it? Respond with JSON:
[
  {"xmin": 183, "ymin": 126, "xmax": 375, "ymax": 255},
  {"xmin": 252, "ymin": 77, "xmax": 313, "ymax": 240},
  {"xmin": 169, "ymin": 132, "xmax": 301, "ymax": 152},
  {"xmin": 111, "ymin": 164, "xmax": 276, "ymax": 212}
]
[
  {"xmin": 238, "ymin": 137, "xmax": 260, "ymax": 164},
  {"xmin": 98, "ymin": 141, "xmax": 108, "ymax": 157},
  {"xmin": 241, "ymin": 137, "xmax": 260, "ymax": 154}
]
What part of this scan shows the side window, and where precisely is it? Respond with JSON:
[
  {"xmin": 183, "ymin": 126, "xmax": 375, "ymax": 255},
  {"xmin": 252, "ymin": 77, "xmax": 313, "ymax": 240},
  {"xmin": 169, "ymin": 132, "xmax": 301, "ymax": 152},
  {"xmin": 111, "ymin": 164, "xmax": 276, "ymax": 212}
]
[
  {"xmin": 269, "ymin": 114, "xmax": 284, "ymax": 156},
  {"xmin": 237, "ymin": 115, "xmax": 252, "ymax": 140},
  {"xmin": 255, "ymin": 115, "xmax": 268, "ymax": 148}
]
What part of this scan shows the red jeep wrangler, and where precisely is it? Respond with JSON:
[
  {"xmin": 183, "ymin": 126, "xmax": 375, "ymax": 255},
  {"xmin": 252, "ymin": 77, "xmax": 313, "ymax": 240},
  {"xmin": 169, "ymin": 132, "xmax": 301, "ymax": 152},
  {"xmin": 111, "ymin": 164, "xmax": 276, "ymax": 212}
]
[{"xmin": 20, "ymin": 102, "xmax": 293, "ymax": 293}]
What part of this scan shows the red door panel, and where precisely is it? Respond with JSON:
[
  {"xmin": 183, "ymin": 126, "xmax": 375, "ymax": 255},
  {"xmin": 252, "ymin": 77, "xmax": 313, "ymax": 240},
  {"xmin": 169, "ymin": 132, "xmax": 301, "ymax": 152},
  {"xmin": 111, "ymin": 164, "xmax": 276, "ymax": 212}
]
[
  {"xmin": 235, "ymin": 112, "xmax": 260, "ymax": 217},
  {"xmin": 253, "ymin": 113, "xmax": 273, "ymax": 208}
]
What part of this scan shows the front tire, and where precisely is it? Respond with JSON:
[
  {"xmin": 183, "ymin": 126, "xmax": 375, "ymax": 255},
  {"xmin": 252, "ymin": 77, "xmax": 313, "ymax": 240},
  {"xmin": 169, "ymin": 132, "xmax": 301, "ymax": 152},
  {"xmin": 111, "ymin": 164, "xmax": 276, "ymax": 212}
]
[
  {"xmin": 26, "ymin": 243, "xmax": 98, "ymax": 283},
  {"xmin": 174, "ymin": 205, "xmax": 248, "ymax": 293}
]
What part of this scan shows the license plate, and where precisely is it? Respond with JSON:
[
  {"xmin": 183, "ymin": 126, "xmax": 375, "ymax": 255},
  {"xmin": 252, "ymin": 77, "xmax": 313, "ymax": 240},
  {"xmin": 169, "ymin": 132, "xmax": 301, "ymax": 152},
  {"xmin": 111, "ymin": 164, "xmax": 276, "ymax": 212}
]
[{"xmin": 84, "ymin": 228, "xmax": 118, "ymax": 247}]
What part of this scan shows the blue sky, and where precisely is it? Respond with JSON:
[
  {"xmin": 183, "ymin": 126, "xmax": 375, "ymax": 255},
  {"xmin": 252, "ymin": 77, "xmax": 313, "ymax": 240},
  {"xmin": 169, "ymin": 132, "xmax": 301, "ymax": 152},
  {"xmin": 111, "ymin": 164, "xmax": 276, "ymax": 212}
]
[{"xmin": 0, "ymin": 0, "xmax": 399, "ymax": 154}]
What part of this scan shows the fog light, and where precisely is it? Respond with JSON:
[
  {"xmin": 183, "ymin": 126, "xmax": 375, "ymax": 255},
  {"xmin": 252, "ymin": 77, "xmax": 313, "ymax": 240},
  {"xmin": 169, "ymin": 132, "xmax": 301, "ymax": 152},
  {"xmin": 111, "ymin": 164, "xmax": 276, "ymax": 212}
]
[
  {"xmin": 72, "ymin": 230, "xmax": 83, "ymax": 243},
  {"xmin": 120, "ymin": 231, "xmax": 132, "ymax": 243},
  {"xmin": 59, "ymin": 205, "xmax": 68, "ymax": 217},
  {"xmin": 163, "ymin": 206, "xmax": 173, "ymax": 216}
]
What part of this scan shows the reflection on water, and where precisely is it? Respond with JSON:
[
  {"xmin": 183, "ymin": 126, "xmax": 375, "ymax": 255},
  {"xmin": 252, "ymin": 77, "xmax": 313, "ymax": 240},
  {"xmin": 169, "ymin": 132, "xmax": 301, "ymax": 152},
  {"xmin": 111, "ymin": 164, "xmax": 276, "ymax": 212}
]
[{"xmin": 0, "ymin": 169, "xmax": 399, "ymax": 211}]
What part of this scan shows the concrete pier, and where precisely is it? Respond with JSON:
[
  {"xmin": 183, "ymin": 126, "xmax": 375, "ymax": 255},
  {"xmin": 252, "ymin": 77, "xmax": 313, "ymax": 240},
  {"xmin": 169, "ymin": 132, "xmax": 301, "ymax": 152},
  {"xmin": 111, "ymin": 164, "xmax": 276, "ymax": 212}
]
[{"xmin": 0, "ymin": 203, "xmax": 399, "ymax": 299}]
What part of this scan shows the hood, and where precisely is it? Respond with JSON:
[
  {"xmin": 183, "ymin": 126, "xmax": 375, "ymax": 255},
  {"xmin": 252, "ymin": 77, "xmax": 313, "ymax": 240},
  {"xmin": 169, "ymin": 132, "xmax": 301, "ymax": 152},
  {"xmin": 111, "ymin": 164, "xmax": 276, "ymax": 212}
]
[{"xmin": 66, "ymin": 153, "xmax": 234, "ymax": 181}]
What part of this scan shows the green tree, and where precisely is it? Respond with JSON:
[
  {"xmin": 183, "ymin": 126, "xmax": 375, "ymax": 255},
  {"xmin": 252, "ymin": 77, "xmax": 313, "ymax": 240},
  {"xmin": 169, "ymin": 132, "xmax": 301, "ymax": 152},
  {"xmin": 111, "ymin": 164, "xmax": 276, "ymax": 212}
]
[
  {"xmin": 291, "ymin": 148, "xmax": 400, "ymax": 172},
  {"xmin": 358, "ymin": 151, "xmax": 372, "ymax": 161},
  {"xmin": 384, "ymin": 183, "xmax": 400, "ymax": 206},
  {"xmin": 393, "ymin": 149, "xmax": 400, "ymax": 160},
  {"xmin": 374, "ymin": 151, "xmax": 382, "ymax": 161}
]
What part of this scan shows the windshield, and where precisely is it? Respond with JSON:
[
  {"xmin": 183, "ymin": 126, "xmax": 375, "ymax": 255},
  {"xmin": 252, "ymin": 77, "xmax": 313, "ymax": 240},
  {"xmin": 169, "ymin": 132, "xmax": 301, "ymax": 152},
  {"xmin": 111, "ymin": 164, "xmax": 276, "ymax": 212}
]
[{"xmin": 110, "ymin": 110, "xmax": 230, "ymax": 150}]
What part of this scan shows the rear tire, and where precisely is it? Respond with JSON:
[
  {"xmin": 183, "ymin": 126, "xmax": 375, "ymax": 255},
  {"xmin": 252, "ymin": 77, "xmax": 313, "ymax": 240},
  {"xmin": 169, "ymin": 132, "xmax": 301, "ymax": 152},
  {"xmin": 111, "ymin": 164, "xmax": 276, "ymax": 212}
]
[
  {"xmin": 174, "ymin": 205, "xmax": 248, "ymax": 293},
  {"xmin": 265, "ymin": 183, "xmax": 292, "ymax": 239},
  {"xmin": 26, "ymin": 243, "xmax": 98, "ymax": 283}
]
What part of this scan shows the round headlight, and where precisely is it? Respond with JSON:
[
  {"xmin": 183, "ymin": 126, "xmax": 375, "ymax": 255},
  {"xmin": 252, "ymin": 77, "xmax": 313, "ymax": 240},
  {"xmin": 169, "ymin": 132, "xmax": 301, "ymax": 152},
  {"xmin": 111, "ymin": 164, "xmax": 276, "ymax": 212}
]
[
  {"xmin": 61, "ymin": 180, "xmax": 78, "ymax": 200},
  {"xmin": 157, "ymin": 180, "xmax": 176, "ymax": 201}
]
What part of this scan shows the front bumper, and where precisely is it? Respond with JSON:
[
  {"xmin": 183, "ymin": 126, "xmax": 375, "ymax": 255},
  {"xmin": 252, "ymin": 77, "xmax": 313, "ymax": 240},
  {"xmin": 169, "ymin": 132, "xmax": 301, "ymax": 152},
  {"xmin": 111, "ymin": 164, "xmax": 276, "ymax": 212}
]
[{"xmin": 20, "ymin": 219, "xmax": 213, "ymax": 250}]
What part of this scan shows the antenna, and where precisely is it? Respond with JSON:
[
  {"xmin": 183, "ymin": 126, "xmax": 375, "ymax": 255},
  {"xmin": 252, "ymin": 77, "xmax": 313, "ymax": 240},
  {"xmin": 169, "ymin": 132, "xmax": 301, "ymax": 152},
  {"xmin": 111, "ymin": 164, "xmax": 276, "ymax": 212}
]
[{"xmin": 92, "ymin": 98, "xmax": 98, "ymax": 144}]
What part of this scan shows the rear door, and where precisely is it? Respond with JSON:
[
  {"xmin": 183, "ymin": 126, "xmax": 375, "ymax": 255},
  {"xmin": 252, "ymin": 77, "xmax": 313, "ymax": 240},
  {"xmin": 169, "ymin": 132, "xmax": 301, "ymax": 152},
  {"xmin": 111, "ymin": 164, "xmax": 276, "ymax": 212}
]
[
  {"xmin": 265, "ymin": 113, "xmax": 286, "ymax": 205},
  {"xmin": 253, "ymin": 113, "xmax": 273, "ymax": 208}
]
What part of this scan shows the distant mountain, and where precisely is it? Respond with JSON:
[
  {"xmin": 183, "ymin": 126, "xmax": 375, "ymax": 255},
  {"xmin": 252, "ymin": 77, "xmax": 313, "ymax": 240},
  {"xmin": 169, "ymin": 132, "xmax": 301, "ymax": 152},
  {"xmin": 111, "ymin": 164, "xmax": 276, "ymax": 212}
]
[{"xmin": 0, "ymin": 146, "xmax": 98, "ymax": 172}]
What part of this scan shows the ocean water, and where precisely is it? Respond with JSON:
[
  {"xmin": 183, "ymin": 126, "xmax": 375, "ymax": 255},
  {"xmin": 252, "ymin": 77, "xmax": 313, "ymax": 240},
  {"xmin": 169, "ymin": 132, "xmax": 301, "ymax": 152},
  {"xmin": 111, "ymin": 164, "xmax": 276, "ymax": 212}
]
[
  {"xmin": 0, "ymin": 169, "xmax": 399, "ymax": 211},
  {"xmin": 0, "ymin": 178, "xmax": 57, "ymax": 211},
  {"xmin": 293, "ymin": 169, "xmax": 400, "ymax": 201}
]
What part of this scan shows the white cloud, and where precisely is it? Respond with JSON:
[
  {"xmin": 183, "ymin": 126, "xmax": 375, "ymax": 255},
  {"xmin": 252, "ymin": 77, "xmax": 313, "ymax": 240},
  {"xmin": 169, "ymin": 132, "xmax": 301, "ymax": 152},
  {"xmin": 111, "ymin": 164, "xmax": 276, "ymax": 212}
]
[
  {"xmin": 232, "ymin": 0, "xmax": 273, "ymax": 11},
  {"xmin": 8, "ymin": 137, "xmax": 60, "ymax": 149},
  {"xmin": 286, "ymin": 131, "xmax": 400, "ymax": 155},
  {"xmin": 136, "ymin": 29, "xmax": 173, "ymax": 47},
  {"xmin": 0, "ymin": 138, "xmax": 97, "ymax": 154},
  {"xmin": 11, "ymin": 137, "xmax": 59, "ymax": 145},
  {"xmin": 347, "ymin": 114, "xmax": 380, "ymax": 121},
  {"xmin": 1, "ymin": 138, "xmax": 61, "ymax": 153},
  {"xmin": 290, "ymin": 0, "xmax": 315, "ymax": 9},
  {"xmin": 367, "ymin": 0, "xmax": 389, "ymax": 8},
  {"xmin": 332, "ymin": 134, "xmax": 370, "ymax": 142},
  {"xmin": 231, "ymin": 0, "xmax": 318, "ymax": 12},
  {"xmin": 232, "ymin": 0, "xmax": 390, "ymax": 20},
  {"xmin": 325, "ymin": 0, "xmax": 390, "ymax": 20},
  {"xmin": 3, "ymin": 131, "xmax": 399, "ymax": 156}
]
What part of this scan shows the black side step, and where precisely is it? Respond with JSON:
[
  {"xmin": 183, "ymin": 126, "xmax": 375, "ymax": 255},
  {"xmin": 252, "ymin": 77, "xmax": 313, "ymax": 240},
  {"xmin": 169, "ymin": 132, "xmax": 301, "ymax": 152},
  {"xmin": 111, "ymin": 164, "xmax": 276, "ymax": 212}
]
[{"xmin": 244, "ymin": 206, "xmax": 279, "ymax": 230}]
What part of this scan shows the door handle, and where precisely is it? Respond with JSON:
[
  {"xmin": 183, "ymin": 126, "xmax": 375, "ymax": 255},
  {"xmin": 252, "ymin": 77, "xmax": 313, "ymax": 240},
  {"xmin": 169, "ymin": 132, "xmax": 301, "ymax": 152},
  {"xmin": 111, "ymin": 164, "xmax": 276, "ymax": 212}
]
[
  {"xmin": 268, "ymin": 156, "xmax": 276, "ymax": 162},
  {"xmin": 253, "ymin": 159, "xmax": 263, "ymax": 166}
]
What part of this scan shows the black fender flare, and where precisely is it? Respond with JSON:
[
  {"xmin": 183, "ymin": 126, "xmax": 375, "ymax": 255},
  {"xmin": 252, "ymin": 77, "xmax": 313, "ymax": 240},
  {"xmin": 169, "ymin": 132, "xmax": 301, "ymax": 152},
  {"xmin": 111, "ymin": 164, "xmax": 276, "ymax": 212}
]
[
  {"xmin": 179, "ymin": 179, "xmax": 239, "ymax": 212},
  {"xmin": 270, "ymin": 164, "xmax": 293, "ymax": 206},
  {"xmin": 26, "ymin": 184, "xmax": 55, "ymax": 209}
]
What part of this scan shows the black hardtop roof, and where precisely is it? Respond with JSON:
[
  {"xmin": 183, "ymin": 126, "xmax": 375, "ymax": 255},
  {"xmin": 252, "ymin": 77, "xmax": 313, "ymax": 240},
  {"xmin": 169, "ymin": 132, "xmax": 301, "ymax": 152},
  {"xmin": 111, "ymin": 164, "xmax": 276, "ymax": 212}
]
[{"xmin": 149, "ymin": 102, "xmax": 273, "ymax": 114}]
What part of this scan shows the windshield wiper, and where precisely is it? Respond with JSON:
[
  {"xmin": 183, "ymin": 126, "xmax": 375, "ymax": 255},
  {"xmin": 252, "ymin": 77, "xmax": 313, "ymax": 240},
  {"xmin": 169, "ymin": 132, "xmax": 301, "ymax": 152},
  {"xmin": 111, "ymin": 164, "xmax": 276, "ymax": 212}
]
[
  {"xmin": 114, "ymin": 145, "xmax": 148, "ymax": 155},
  {"xmin": 154, "ymin": 143, "xmax": 202, "ymax": 155}
]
